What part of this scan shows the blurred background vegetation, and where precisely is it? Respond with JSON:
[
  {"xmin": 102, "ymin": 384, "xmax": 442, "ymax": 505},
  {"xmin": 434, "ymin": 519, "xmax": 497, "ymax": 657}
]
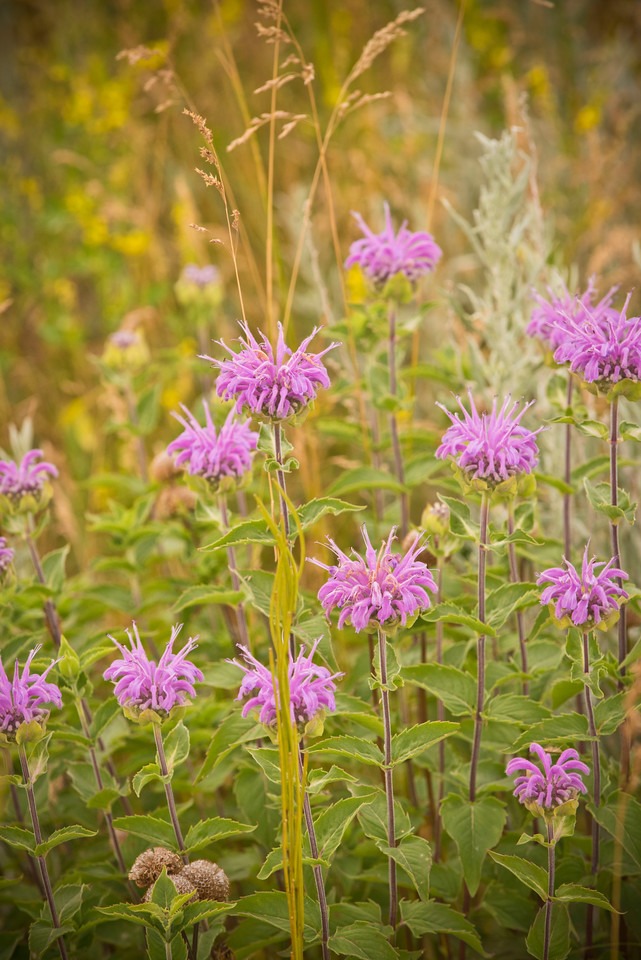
[{"xmin": 1, "ymin": 0, "xmax": 640, "ymax": 566}]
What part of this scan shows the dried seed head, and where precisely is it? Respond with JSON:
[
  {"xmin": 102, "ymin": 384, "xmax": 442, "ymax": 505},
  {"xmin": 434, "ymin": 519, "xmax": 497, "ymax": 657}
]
[
  {"xmin": 149, "ymin": 450, "xmax": 182, "ymax": 484},
  {"xmin": 180, "ymin": 860, "xmax": 230, "ymax": 901},
  {"xmin": 129, "ymin": 847, "xmax": 182, "ymax": 888},
  {"xmin": 142, "ymin": 872, "xmax": 198, "ymax": 902},
  {"xmin": 212, "ymin": 945, "xmax": 235, "ymax": 960}
]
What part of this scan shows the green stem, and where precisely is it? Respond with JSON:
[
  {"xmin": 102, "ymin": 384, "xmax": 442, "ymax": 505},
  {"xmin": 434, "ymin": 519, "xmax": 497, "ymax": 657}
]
[
  {"xmin": 219, "ymin": 495, "xmax": 251, "ymax": 649},
  {"xmin": 507, "ymin": 504, "xmax": 528, "ymax": 695},
  {"xmin": 300, "ymin": 749, "xmax": 330, "ymax": 960},
  {"xmin": 609, "ymin": 398, "xmax": 627, "ymax": 676},
  {"xmin": 153, "ymin": 723, "xmax": 188, "ymax": 865},
  {"xmin": 377, "ymin": 626, "xmax": 397, "ymax": 933},
  {"xmin": 469, "ymin": 494, "xmax": 490, "ymax": 802},
  {"xmin": 583, "ymin": 631, "xmax": 601, "ymax": 956},
  {"xmin": 387, "ymin": 303, "xmax": 409, "ymax": 537},
  {"xmin": 543, "ymin": 820, "xmax": 555, "ymax": 960},
  {"xmin": 563, "ymin": 373, "xmax": 573, "ymax": 561},
  {"xmin": 18, "ymin": 744, "xmax": 69, "ymax": 960},
  {"xmin": 434, "ymin": 559, "xmax": 445, "ymax": 862}
]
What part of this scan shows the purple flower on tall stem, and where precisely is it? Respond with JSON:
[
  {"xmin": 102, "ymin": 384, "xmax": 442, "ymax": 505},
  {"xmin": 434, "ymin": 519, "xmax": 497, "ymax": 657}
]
[
  {"xmin": 528, "ymin": 279, "xmax": 617, "ymax": 352},
  {"xmin": 230, "ymin": 640, "xmax": 341, "ymax": 730},
  {"xmin": 436, "ymin": 392, "xmax": 542, "ymax": 490},
  {"xmin": 537, "ymin": 545, "xmax": 628, "ymax": 630},
  {"xmin": 104, "ymin": 623, "xmax": 203, "ymax": 718},
  {"xmin": 0, "ymin": 537, "xmax": 14, "ymax": 578},
  {"xmin": 345, "ymin": 203, "xmax": 442, "ymax": 287},
  {"xmin": 181, "ymin": 264, "xmax": 220, "ymax": 289},
  {"xmin": 167, "ymin": 402, "xmax": 258, "ymax": 489},
  {"xmin": 507, "ymin": 742, "xmax": 589, "ymax": 814},
  {"xmin": 0, "ymin": 645, "xmax": 62, "ymax": 739},
  {"xmin": 203, "ymin": 321, "xmax": 338, "ymax": 422},
  {"xmin": 554, "ymin": 291, "xmax": 641, "ymax": 387},
  {"xmin": 0, "ymin": 450, "xmax": 58, "ymax": 508},
  {"xmin": 312, "ymin": 525, "xmax": 437, "ymax": 633}
]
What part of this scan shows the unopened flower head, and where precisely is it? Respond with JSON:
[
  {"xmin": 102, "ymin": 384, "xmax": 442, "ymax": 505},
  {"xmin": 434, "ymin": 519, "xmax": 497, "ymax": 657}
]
[
  {"xmin": 167, "ymin": 402, "xmax": 258, "ymax": 491},
  {"xmin": 554, "ymin": 291, "xmax": 641, "ymax": 392},
  {"xmin": 229, "ymin": 640, "xmax": 342, "ymax": 731},
  {"xmin": 181, "ymin": 264, "xmax": 220, "ymax": 289},
  {"xmin": 345, "ymin": 203, "xmax": 442, "ymax": 287},
  {"xmin": 0, "ymin": 537, "xmax": 14, "ymax": 578},
  {"xmin": 0, "ymin": 449, "xmax": 58, "ymax": 514},
  {"xmin": 312, "ymin": 525, "xmax": 437, "ymax": 634},
  {"xmin": 436, "ymin": 392, "xmax": 542, "ymax": 493},
  {"xmin": 537, "ymin": 545, "xmax": 628, "ymax": 630},
  {"xmin": 102, "ymin": 327, "xmax": 150, "ymax": 372},
  {"xmin": 0, "ymin": 646, "xmax": 62, "ymax": 740},
  {"xmin": 506, "ymin": 742, "xmax": 589, "ymax": 816},
  {"xmin": 527, "ymin": 279, "xmax": 617, "ymax": 352},
  {"xmin": 175, "ymin": 264, "xmax": 222, "ymax": 308},
  {"xmin": 104, "ymin": 623, "xmax": 203, "ymax": 719},
  {"xmin": 204, "ymin": 321, "xmax": 339, "ymax": 423}
]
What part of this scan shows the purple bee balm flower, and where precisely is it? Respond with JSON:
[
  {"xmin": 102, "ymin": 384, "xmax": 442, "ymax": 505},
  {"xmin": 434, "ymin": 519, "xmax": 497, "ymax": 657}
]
[
  {"xmin": 345, "ymin": 203, "xmax": 442, "ymax": 286},
  {"xmin": 435, "ymin": 392, "xmax": 542, "ymax": 488},
  {"xmin": 312, "ymin": 525, "xmax": 437, "ymax": 633},
  {"xmin": 537, "ymin": 544, "xmax": 628, "ymax": 629},
  {"xmin": 203, "ymin": 321, "xmax": 339, "ymax": 422},
  {"xmin": 0, "ymin": 645, "xmax": 62, "ymax": 739},
  {"xmin": 554, "ymin": 291, "xmax": 641, "ymax": 386},
  {"xmin": 506, "ymin": 742, "xmax": 589, "ymax": 812},
  {"xmin": 0, "ymin": 450, "xmax": 58, "ymax": 505},
  {"xmin": 0, "ymin": 537, "xmax": 14, "ymax": 577},
  {"xmin": 229, "ymin": 640, "xmax": 342, "ymax": 729},
  {"xmin": 104, "ymin": 623, "xmax": 203, "ymax": 717},
  {"xmin": 528, "ymin": 278, "xmax": 618, "ymax": 352},
  {"xmin": 167, "ymin": 402, "xmax": 258, "ymax": 488},
  {"xmin": 181, "ymin": 264, "xmax": 220, "ymax": 289}
]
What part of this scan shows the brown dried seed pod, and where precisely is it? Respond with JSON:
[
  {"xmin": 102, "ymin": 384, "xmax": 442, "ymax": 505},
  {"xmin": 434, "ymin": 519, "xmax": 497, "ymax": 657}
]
[
  {"xmin": 179, "ymin": 860, "xmax": 230, "ymax": 901},
  {"xmin": 149, "ymin": 450, "xmax": 183, "ymax": 484},
  {"xmin": 129, "ymin": 847, "xmax": 183, "ymax": 888},
  {"xmin": 142, "ymin": 873, "xmax": 198, "ymax": 902}
]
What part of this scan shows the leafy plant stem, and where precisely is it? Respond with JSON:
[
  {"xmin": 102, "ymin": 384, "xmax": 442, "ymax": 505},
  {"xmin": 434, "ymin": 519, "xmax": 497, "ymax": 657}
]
[
  {"xmin": 543, "ymin": 819, "xmax": 555, "ymax": 960},
  {"xmin": 25, "ymin": 513, "xmax": 62, "ymax": 648},
  {"xmin": 377, "ymin": 625, "xmax": 398, "ymax": 933},
  {"xmin": 272, "ymin": 422, "xmax": 291, "ymax": 540},
  {"xmin": 17, "ymin": 743, "xmax": 69, "ymax": 960},
  {"xmin": 165, "ymin": 941, "xmax": 172, "ymax": 960},
  {"xmin": 582, "ymin": 631, "xmax": 600, "ymax": 954},
  {"xmin": 469, "ymin": 493, "xmax": 490, "ymax": 803},
  {"xmin": 265, "ymin": 0, "xmax": 283, "ymax": 343},
  {"xmin": 219, "ymin": 495, "xmax": 251, "ymax": 649},
  {"xmin": 609, "ymin": 398, "xmax": 631, "ymax": 784},
  {"xmin": 434, "ymin": 558, "xmax": 445, "ymax": 861},
  {"xmin": 300, "ymin": 747, "xmax": 330, "ymax": 960},
  {"xmin": 153, "ymin": 723, "xmax": 188, "ymax": 865},
  {"xmin": 564, "ymin": 373, "xmax": 573, "ymax": 560},
  {"xmin": 387, "ymin": 301, "xmax": 409, "ymax": 537},
  {"xmin": 507, "ymin": 503, "xmax": 528, "ymax": 695}
]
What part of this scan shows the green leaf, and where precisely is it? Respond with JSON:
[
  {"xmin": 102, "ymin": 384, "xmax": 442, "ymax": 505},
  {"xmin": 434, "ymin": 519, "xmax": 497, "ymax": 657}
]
[
  {"xmin": 56, "ymin": 883, "xmax": 86, "ymax": 924},
  {"xmin": 402, "ymin": 663, "xmax": 476, "ymax": 715},
  {"xmin": 146, "ymin": 929, "xmax": 188, "ymax": 960},
  {"xmin": 419, "ymin": 602, "xmax": 497, "ymax": 637},
  {"xmin": 137, "ymin": 383, "xmax": 161, "ymax": 435},
  {"xmin": 151, "ymin": 867, "xmax": 181, "ymax": 910},
  {"xmin": 247, "ymin": 746, "xmax": 282, "ymax": 784},
  {"xmin": 306, "ymin": 735, "xmax": 383, "ymax": 767},
  {"xmin": 172, "ymin": 585, "xmax": 244, "ymax": 611},
  {"xmin": 203, "ymin": 519, "xmax": 274, "ymax": 552},
  {"xmin": 313, "ymin": 793, "xmax": 378, "ymax": 861},
  {"xmin": 297, "ymin": 496, "xmax": 364, "ymax": 527},
  {"xmin": 554, "ymin": 883, "xmax": 618, "ymax": 911},
  {"xmin": 400, "ymin": 900, "xmax": 486, "ymax": 955},
  {"xmin": 584, "ymin": 478, "xmax": 637, "ymax": 526},
  {"xmin": 35, "ymin": 825, "xmax": 97, "ymax": 857},
  {"xmin": 89, "ymin": 698, "xmax": 122, "ymax": 739},
  {"xmin": 440, "ymin": 795, "xmax": 506, "ymax": 897},
  {"xmin": 439, "ymin": 496, "xmax": 478, "ymax": 540},
  {"xmin": 488, "ymin": 852, "xmax": 548, "ymax": 900},
  {"xmin": 525, "ymin": 902, "xmax": 570, "ymax": 960},
  {"xmin": 162, "ymin": 722, "xmax": 190, "ymax": 771},
  {"xmin": 86, "ymin": 786, "xmax": 122, "ymax": 811},
  {"xmin": 96, "ymin": 901, "xmax": 166, "ymax": 932},
  {"xmin": 378, "ymin": 836, "xmax": 432, "ymax": 901},
  {"xmin": 594, "ymin": 692, "xmax": 627, "ymax": 736},
  {"xmin": 29, "ymin": 920, "xmax": 74, "ymax": 957},
  {"xmin": 41, "ymin": 546, "xmax": 70, "ymax": 592},
  {"xmin": 486, "ymin": 695, "xmax": 551, "ymax": 725},
  {"xmin": 391, "ymin": 721, "xmax": 458, "ymax": 765},
  {"xmin": 112, "ymin": 815, "xmax": 177, "ymax": 849},
  {"xmin": 231, "ymin": 891, "xmax": 320, "ymax": 941},
  {"xmin": 512, "ymin": 713, "xmax": 590, "ymax": 750},
  {"xmin": 589, "ymin": 792, "xmax": 641, "ymax": 871},
  {"xmin": 184, "ymin": 817, "xmax": 255, "ymax": 854},
  {"xmin": 330, "ymin": 921, "xmax": 398, "ymax": 959},
  {"xmin": 132, "ymin": 763, "xmax": 164, "ymax": 797},
  {"xmin": 197, "ymin": 713, "xmax": 261, "ymax": 783},
  {"xmin": 327, "ymin": 467, "xmax": 405, "ymax": 498},
  {"xmin": 358, "ymin": 791, "xmax": 413, "ymax": 844},
  {"xmin": 0, "ymin": 825, "xmax": 36, "ymax": 853}
]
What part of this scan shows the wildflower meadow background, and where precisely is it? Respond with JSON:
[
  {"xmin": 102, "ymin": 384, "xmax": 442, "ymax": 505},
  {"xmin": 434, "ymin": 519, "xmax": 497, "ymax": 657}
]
[{"xmin": 2, "ymin": 2, "xmax": 641, "ymax": 959}]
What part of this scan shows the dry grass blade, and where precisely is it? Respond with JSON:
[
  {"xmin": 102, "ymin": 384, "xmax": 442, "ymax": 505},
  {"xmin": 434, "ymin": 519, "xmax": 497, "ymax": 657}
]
[{"xmin": 347, "ymin": 7, "xmax": 424, "ymax": 84}]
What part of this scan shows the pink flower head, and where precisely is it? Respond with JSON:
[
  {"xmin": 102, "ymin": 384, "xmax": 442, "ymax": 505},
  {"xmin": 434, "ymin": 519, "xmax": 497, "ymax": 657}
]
[
  {"xmin": 537, "ymin": 545, "xmax": 628, "ymax": 629},
  {"xmin": 436, "ymin": 392, "xmax": 542, "ymax": 487},
  {"xmin": 554, "ymin": 291, "xmax": 641, "ymax": 386},
  {"xmin": 203, "ymin": 321, "xmax": 339, "ymax": 422},
  {"xmin": 0, "ymin": 646, "xmax": 62, "ymax": 739},
  {"xmin": 312, "ymin": 525, "xmax": 437, "ymax": 633},
  {"xmin": 167, "ymin": 402, "xmax": 258, "ymax": 487},
  {"xmin": 0, "ymin": 537, "xmax": 14, "ymax": 577},
  {"xmin": 528, "ymin": 279, "xmax": 618, "ymax": 352},
  {"xmin": 506, "ymin": 742, "xmax": 589, "ymax": 812},
  {"xmin": 229, "ymin": 640, "xmax": 342, "ymax": 729},
  {"xmin": 181, "ymin": 264, "xmax": 220, "ymax": 289},
  {"xmin": 0, "ymin": 450, "xmax": 58, "ymax": 505},
  {"xmin": 345, "ymin": 203, "xmax": 442, "ymax": 286},
  {"xmin": 104, "ymin": 623, "xmax": 203, "ymax": 716}
]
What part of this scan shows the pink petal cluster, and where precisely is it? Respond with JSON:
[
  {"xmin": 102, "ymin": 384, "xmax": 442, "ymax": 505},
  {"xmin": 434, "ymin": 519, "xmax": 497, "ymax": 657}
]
[
  {"xmin": 181, "ymin": 264, "xmax": 220, "ymax": 289},
  {"xmin": 436, "ymin": 392, "xmax": 542, "ymax": 485},
  {"xmin": 345, "ymin": 203, "xmax": 442, "ymax": 286},
  {"xmin": 104, "ymin": 623, "xmax": 203, "ymax": 715},
  {"xmin": 0, "ymin": 537, "xmax": 13, "ymax": 577},
  {"xmin": 527, "ymin": 279, "xmax": 617, "ymax": 352},
  {"xmin": 167, "ymin": 403, "xmax": 258, "ymax": 486},
  {"xmin": 537, "ymin": 545, "xmax": 628, "ymax": 628},
  {"xmin": 229, "ymin": 640, "xmax": 342, "ymax": 728},
  {"xmin": 554, "ymin": 291, "xmax": 641, "ymax": 385},
  {"xmin": 0, "ymin": 450, "xmax": 58, "ymax": 503},
  {"xmin": 0, "ymin": 646, "xmax": 62, "ymax": 738},
  {"xmin": 506, "ymin": 742, "xmax": 589, "ymax": 811},
  {"xmin": 312, "ymin": 526, "xmax": 437, "ymax": 633},
  {"xmin": 203, "ymin": 321, "xmax": 338, "ymax": 422}
]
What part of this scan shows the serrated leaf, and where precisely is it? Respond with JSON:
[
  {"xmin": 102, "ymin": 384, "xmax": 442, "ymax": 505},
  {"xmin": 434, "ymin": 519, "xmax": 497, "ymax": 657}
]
[
  {"xmin": 306, "ymin": 735, "xmax": 383, "ymax": 767},
  {"xmin": 391, "ymin": 721, "xmax": 458, "ymax": 765},
  {"xmin": 132, "ymin": 763, "xmax": 164, "ymax": 797},
  {"xmin": 28, "ymin": 920, "xmax": 74, "ymax": 957},
  {"xmin": 441, "ymin": 795, "xmax": 506, "ymax": 896},
  {"xmin": 419, "ymin": 602, "xmax": 497, "ymax": 636},
  {"xmin": 184, "ymin": 817, "xmax": 255, "ymax": 854},
  {"xmin": 313, "ymin": 792, "xmax": 377, "ymax": 861},
  {"xmin": 172, "ymin": 585, "xmax": 244, "ymax": 611},
  {"xmin": 327, "ymin": 467, "xmax": 405, "ymax": 498},
  {"xmin": 231, "ymin": 891, "xmax": 320, "ymax": 941},
  {"xmin": 402, "ymin": 663, "xmax": 476, "ymax": 715},
  {"xmin": 489, "ymin": 851, "xmax": 548, "ymax": 899},
  {"xmin": 35, "ymin": 825, "xmax": 97, "ymax": 857},
  {"xmin": 512, "ymin": 713, "xmax": 590, "ymax": 750},
  {"xmin": 378, "ymin": 836, "xmax": 432, "ymax": 901},
  {"xmin": 146, "ymin": 929, "xmax": 188, "ymax": 960},
  {"xmin": 330, "ymin": 920, "xmax": 398, "ymax": 959},
  {"xmin": 0, "ymin": 825, "xmax": 36, "ymax": 853},
  {"xmin": 584, "ymin": 478, "xmax": 637, "ymax": 525},
  {"xmin": 486, "ymin": 695, "xmax": 551, "ymax": 725},
  {"xmin": 41, "ymin": 546, "xmax": 70, "ymax": 592},
  {"xmin": 162, "ymin": 722, "xmax": 190, "ymax": 771},
  {"xmin": 526, "ymin": 902, "xmax": 570, "ymax": 960},
  {"xmin": 297, "ymin": 496, "xmax": 364, "ymax": 527},
  {"xmin": 197, "ymin": 713, "xmax": 261, "ymax": 783},
  {"xmin": 400, "ymin": 900, "xmax": 486, "ymax": 954},
  {"xmin": 554, "ymin": 883, "xmax": 618, "ymax": 911},
  {"xmin": 112, "ymin": 815, "xmax": 177, "ymax": 849},
  {"xmin": 589, "ymin": 791, "xmax": 641, "ymax": 871},
  {"xmin": 358, "ymin": 791, "xmax": 413, "ymax": 844}
]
